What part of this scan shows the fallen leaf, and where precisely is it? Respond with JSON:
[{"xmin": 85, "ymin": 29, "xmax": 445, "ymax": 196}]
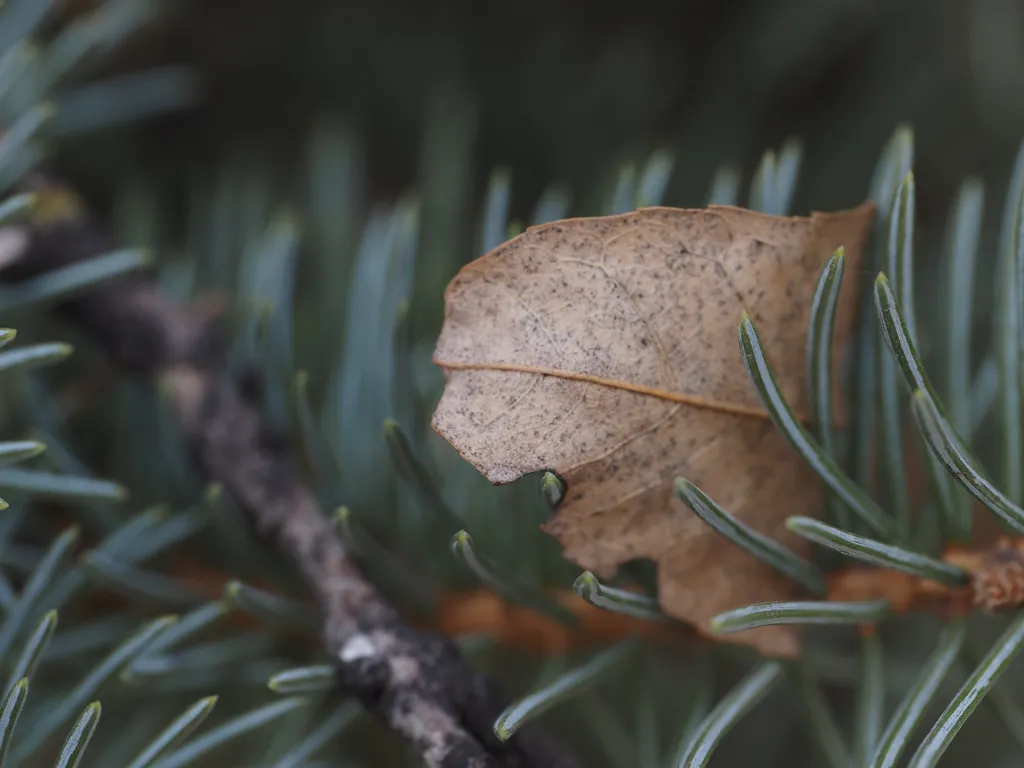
[{"xmin": 431, "ymin": 203, "xmax": 875, "ymax": 657}]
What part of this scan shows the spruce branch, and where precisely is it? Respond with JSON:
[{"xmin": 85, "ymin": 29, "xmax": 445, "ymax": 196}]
[{"xmin": 1, "ymin": 173, "xmax": 580, "ymax": 768}]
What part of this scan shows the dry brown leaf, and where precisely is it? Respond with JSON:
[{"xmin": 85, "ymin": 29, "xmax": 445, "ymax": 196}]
[{"xmin": 431, "ymin": 203, "xmax": 875, "ymax": 658}]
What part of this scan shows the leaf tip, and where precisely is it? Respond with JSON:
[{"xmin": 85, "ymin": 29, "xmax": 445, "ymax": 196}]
[
  {"xmin": 331, "ymin": 506, "xmax": 353, "ymax": 531},
  {"xmin": 493, "ymin": 718, "xmax": 514, "ymax": 743},
  {"xmin": 540, "ymin": 471, "xmax": 564, "ymax": 507},
  {"xmin": 223, "ymin": 580, "xmax": 243, "ymax": 599},
  {"xmin": 452, "ymin": 529, "xmax": 471, "ymax": 550},
  {"xmin": 785, "ymin": 515, "xmax": 818, "ymax": 532},
  {"xmin": 573, "ymin": 571, "xmax": 597, "ymax": 597},
  {"xmin": 672, "ymin": 477, "xmax": 694, "ymax": 498},
  {"xmin": 37, "ymin": 100, "xmax": 58, "ymax": 121},
  {"xmin": 707, "ymin": 614, "xmax": 728, "ymax": 633},
  {"xmin": 203, "ymin": 482, "xmax": 223, "ymax": 504}
]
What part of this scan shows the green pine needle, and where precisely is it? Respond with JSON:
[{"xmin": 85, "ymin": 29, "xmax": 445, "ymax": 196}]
[
  {"xmin": 384, "ymin": 417, "xmax": 464, "ymax": 534},
  {"xmin": 675, "ymin": 479, "xmax": 825, "ymax": 595},
  {"xmin": 635, "ymin": 149, "xmax": 675, "ymax": 208},
  {"xmin": 785, "ymin": 516, "xmax": 966, "ymax": 585},
  {"xmin": 856, "ymin": 633, "xmax": 885, "ymax": 764},
  {"xmin": 2, "ymin": 608, "xmax": 57, "ymax": 695},
  {"xmin": 267, "ymin": 701, "xmax": 362, "ymax": 768},
  {"xmin": 123, "ymin": 697, "xmax": 220, "ymax": 768},
  {"xmin": 710, "ymin": 600, "xmax": 890, "ymax": 633},
  {"xmin": 147, "ymin": 698, "xmax": 309, "ymax": 768},
  {"xmin": 0, "ymin": 678, "xmax": 28, "ymax": 767},
  {"xmin": 0, "ymin": 467, "xmax": 125, "ymax": 502},
  {"xmin": 493, "ymin": 641, "xmax": 635, "ymax": 742},
  {"xmin": 805, "ymin": 246, "xmax": 849, "ymax": 528},
  {"xmin": 0, "ymin": 440, "xmax": 44, "ymax": 465},
  {"xmin": 53, "ymin": 701, "xmax": 101, "ymax": 768},
  {"xmin": 944, "ymin": 178, "xmax": 984, "ymax": 436},
  {"xmin": 996, "ymin": 139, "xmax": 1024, "ymax": 505},
  {"xmin": 0, "ymin": 343, "xmax": 73, "ymax": 376},
  {"xmin": 540, "ymin": 471, "xmax": 565, "ymax": 508},
  {"xmin": 451, "ymin": 529, "xmax": 579, "ymax": 626},
  {"xmin": 13, "ymin": 615, "xmax": 177, "ymax": 763},
  {"xmin": 0, "ymin": 248, "xmax": 150, "ymax": 313},
  {"xmin": 796, "ymin": 662, "xmax": 850, "ymax": 768},
  {"xmin": 870, "ymin": 620, "xmax": 967, "ymax": 768},
  {"xmin": 223, "ymin": 581, "xmax": 316, "ymax": 631},
  {"xmin": 739, "ymin": 313, "xmax": 899, "ymax": 539},
  {"xmin": 0, "ymin": 192, "xmax": 34, "ymax": 225},
  {"xmin": 748, "ymin": 148, "xmax": 777, "ymax": 214},
  {"xmin": 910, "ymin": 389, "xmax": 1024, "ymax": 535},
  {"xmin": 676, "ymin": 661, "xmax": 784, "ymax": 768},
  {"xmin": 877, "ymin": 173, "xmax": 915, "ymax": 532},
  {"xmin": 80, "ymin": 551, "xmax": 206, "ymax": 608},
  {"xmin": 267, "ymin": 665, "xmax": 338, "ymax": 695},
  {"xmin": 874, "ymin": 273, "xmax": 963, "ymax": 538},
  {"xmin": 573, "ymin": 571, "xmax": 667, "ymax": 623},
  {"xmin": 909, "ymin": 614, "xmax": 1024, "ymax": 767},
  {"xmin": 0, "ymin": 525, "xmax": 78, "ymax": 666}
]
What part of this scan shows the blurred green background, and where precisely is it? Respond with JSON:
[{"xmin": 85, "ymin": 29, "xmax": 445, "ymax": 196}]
[
  {"xmin": 61, "ymin": 0, "xmax": 1023, "ymax": 253},
  {"xmin": 49, "ymin": 0, "xmax": 1024, "ymax": 357}
]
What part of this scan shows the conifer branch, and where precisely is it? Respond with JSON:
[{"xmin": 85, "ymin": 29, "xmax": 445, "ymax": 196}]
[{"xmin": 0, "ymin": 172, "xmax": 580, "ymax": 768}]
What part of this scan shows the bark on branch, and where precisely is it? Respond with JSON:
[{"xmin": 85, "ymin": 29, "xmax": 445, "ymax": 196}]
[{"xmin": 4, "ymin": 174, "xmax": 581, "ymax": 768}]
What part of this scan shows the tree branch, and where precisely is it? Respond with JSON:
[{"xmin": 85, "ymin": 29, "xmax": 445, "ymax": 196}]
[{"xmin": 3, "ymin": 173, "xmax": 581, "ymax": 768}]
